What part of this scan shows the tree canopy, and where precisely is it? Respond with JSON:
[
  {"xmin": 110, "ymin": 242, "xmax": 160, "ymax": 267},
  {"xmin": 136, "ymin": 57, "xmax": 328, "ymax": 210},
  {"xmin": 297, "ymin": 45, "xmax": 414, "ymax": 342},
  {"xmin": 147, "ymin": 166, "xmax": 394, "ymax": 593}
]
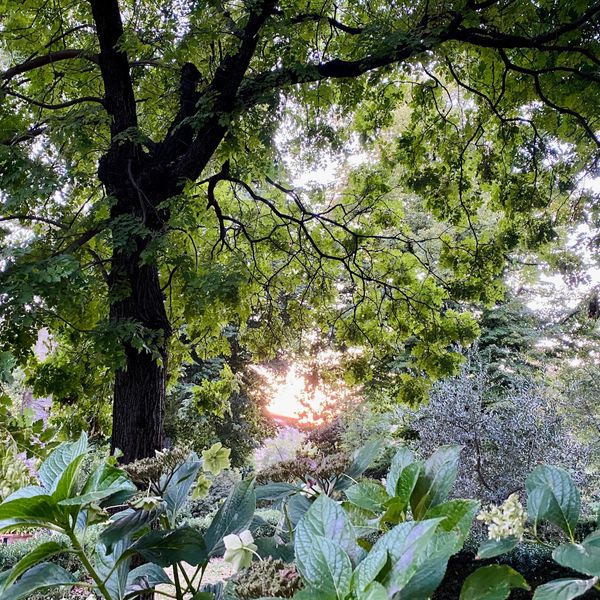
[{"xmin": 1, "ymin": 0, "xmax": 599, "ymax": 460}]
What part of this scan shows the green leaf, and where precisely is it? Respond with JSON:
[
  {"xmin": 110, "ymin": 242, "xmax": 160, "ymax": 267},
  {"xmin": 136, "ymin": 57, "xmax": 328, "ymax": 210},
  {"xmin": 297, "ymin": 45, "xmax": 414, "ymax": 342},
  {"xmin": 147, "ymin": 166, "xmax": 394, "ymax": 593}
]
[
  {"xmin": 371, "ymin": 518, "xmax": 443, "ymax": 594},
  {"xmin": 362, "ymin": 581, "xmax": 388, "ymax": 600},
  {"xmin": 410, "ymin": 446, "xmax": 462, "ymax": 519},
  {"xmin": 163, "ymin": 454, "xmax": 202, "ymax": 521},
  {"xmin": 345, "ymin": 481, "xmax": 389, "ymax": 513},
  {"xmin": 532, "ymin": 578, "xmax": 598, "ymax": 600},
  {"xmin": 255, "ymin": 483, "xmax": 300, "ymax": 502},
  {"xmin": 526, "ymin": 465, "xmax": 580, "ymax": 538},
  {"xmin": 126, "ymin": 563, "xmax": 172, "ymax": 595},
  {"xmin": 131, "ymin": 527, "xmax": 208, "ymax": 567},
  {"xmin": 0, "ymin": 495, "xmax": 63, "ymax": 530},
  {"xmin": 100, "ymin": 508, "xmax": 159, "ymax": 551},
  {"xmin": 1, "ymin": 541, "xmax": 67, "ymax": 590},
  {"xmin": 38, "ymin": 432, "xmax": 88, "ymax": 492},
  {"xmin": 204, "ymin": 478, "xmax": 255, "ymax": 556},
  {"xmin": 553, "ymin": 539, "xmax": 600, "ymax": 578},
  {"xmin": 0, "ymin": 563, "xmax": 75, "ymax": 600},
  {"xmin": 336, "ymin": 440, "xmax": 382, "ymax": 491},
  {"xmin": 477, "ymin": 536, "xmax": 520, "ymax": 559},
  {"xmin": 295, "ymin": 535, "xmax": 352, "ymax": 598},
  {"xmin": 460, "ymin": 565, "xmax": 529, "ymax": 600},
  {"xmin": 351, "ymin": 547, "xmax": 388, "ymax": 593},
  {"xmin": 425, "ymin": 499, "xmax": 479, "ymax": 541},
  {"xmin": 52, "ymin": 453, "xmax": 86, "ymax": 502},
  {"xmin": 386, "ymin": 447, "xmax": 416, "ymax": 496},
  {"xmin": 295, "ymin": 494, "xmax": 362, "ymax": 564}
]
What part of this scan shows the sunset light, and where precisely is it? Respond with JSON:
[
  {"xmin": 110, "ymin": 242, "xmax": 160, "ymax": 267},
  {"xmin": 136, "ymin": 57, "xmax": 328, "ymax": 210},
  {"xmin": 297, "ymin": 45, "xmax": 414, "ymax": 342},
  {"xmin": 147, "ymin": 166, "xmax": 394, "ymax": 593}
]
[{"xmin": 252, "ymin": 362, "xmax": 359, "ymax": 424}]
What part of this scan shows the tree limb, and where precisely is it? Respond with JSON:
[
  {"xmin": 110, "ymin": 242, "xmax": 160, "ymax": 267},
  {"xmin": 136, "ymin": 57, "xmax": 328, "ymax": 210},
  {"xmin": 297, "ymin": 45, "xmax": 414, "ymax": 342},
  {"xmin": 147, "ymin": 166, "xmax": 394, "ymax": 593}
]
[{"xmin": 1, "ymin": 49, "xmax": 99, "ymax": 83}]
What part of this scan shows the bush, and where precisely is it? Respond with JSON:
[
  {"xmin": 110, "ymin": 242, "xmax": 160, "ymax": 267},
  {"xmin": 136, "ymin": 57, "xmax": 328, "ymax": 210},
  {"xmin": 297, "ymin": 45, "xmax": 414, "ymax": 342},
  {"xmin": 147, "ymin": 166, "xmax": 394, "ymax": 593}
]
[
  {"xmin": 0, "ymin": 531, "xmax": 87, "ymax": 573},
  {"xmin": 396, "ymin": 353, "xmax": 593, "ymax": 503}
]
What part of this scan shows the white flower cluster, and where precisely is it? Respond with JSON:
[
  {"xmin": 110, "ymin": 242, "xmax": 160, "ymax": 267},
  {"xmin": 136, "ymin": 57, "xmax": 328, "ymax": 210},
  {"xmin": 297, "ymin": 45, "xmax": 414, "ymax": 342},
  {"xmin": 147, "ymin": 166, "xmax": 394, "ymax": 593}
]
[{"xmin": 477, "ymin": 493, "xmax": 527, "ymax": 541}]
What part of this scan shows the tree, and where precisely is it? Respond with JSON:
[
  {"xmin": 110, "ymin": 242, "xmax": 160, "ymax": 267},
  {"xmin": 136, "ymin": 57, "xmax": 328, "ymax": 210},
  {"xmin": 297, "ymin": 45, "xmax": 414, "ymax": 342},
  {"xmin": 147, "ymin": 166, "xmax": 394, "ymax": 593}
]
[{"xmin": 1, "ymin": 0, "xmax": 599, "ymax": 461}]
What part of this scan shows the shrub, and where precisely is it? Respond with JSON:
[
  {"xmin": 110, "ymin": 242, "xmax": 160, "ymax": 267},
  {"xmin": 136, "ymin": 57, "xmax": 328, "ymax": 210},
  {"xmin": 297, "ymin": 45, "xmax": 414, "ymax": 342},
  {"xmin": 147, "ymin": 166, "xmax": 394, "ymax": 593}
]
[
  {"xmin": 397, "ymin": 353, "xmax": 593, "ymax": 503},
  {"xmin": 253, "ymin": 427, "xmax": 307, "ymax": 471}
]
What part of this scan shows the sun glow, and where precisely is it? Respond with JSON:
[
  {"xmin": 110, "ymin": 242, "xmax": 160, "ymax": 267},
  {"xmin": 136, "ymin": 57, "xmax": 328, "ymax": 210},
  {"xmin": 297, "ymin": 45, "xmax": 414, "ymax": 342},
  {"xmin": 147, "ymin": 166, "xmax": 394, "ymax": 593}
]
[{"xmin": 252, "ymin": 361, "xmax": 360, "ymax": 424}]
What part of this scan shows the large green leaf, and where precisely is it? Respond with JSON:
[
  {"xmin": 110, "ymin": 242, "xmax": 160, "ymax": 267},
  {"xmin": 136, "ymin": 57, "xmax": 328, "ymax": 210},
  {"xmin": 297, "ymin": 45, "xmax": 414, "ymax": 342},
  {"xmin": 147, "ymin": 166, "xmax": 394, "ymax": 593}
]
[
  {"xmin": 131, "ymin": 527, "xmax": 208, "ymax": 567},
  {"xmin": 0, "ymin": 495, "xmax": 63, "ymax": 530},
  {"xmin": 526, "ymin": 465, "xmax": 580, "ymax": 538},
  {"xmin": 425, "ymin": 499, "xmax": 479, "ymax": 542},
  {"xmin": 553, "ymin": 539, "xmax": 600, "ymax": 578},
  {"xmin": 410, "ymin": 446, "xmax": 462, "ymax": 519},
  {"xmin": 0, "ymin": 563, "xmax": 75, "ymax": 600},
  {"xmin": 295, "ymin": 494, "xmax": 363, "ymax": 565},
  {"xmin": 351, "ymin": 547, "xmax": 388, "ymax": 593},
  {"xmin": 345, "ymin": 481, "xmax": 389, "ymax": 513},
  {"xmin": 460, "ymin": 565, "xmax": 529, "ymax": 600},
  {"xmin": 255, "ymin": 483, "xmax": 300, "ymax": 502},
  {"xmin": 81, "ymin": 463, "xmax": 136, "ymax": 506},
  {"xmin": 163, "ymin": 453, "xmax": 202, "ymax": 521},
  {"xmin": 295, "ymin": 535, "xmax": 352, "ymax": 599},
  {"xmin": 371, "ymin": 518, "xmax": 442, "ymax": 594},
  {"xmin": 38, "ymin": 432, "xmax": 88, "ymax": 493},
  {"xmin": 532, "ymin": 578, "xmax": 598, "ymax": 600},
  {"xmin": 204, "ymin": 478, "xmax": 255, "ymax": 556},
  {"xmin": 96, "ymin": 537, "xmax": 130, "ymax": 600},
  {"xmin": 100, "ymin": 508, "xmax": 159, "ymax": 551},
  {"xmin": 362, "ymin": 581, "xmax": 388, "ymax": 600},
  {"xmin": 52, "ymin": 453, "xmax": 87, "ymax": 502},
  {"xmin": 0, "ymin": 541, "xmax": 67, "ymax": 590}
]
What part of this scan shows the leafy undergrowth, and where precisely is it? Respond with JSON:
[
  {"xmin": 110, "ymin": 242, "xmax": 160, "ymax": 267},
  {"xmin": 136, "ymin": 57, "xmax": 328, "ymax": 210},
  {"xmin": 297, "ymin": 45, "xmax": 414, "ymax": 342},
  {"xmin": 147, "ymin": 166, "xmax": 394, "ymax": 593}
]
[{"xmin": 434, "ymin": 551, "xmax": 600, "ymax": 599}]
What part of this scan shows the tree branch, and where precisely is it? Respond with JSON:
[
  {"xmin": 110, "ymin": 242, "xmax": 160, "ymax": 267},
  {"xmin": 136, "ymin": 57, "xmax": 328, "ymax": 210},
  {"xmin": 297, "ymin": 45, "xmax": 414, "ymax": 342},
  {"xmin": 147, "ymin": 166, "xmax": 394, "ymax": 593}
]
[
  {"xmin": 89, "ymin": 0, "xmax": 138, "ymax": 136},
  {"xmin": 4, "ymin": 89, "xmax": 105, "ymax": 111},
  {"xmin": 1, "ymin": 49, "xmax": 99, "ymax": 83}
]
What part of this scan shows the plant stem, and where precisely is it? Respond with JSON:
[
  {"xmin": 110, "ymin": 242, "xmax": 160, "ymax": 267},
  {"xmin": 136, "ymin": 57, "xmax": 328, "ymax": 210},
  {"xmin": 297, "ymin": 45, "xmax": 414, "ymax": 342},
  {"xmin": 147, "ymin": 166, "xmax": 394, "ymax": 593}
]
[
  {"xmin": 67, "ymin": 530, "xmax": 113, "ymax": 600},
  {"xmin": 172, "ymin": 562, "xmax": 184, "ymax": 600}
]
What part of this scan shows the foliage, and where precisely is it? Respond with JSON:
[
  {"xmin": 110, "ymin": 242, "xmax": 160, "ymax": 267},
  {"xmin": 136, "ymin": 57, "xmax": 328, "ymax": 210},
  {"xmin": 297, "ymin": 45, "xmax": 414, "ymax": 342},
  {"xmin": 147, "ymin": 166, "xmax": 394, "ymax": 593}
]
[
  {"xmin": 395, "ymin": 353, "xmax": 593, "ymax": 504},
  {"xmin": 166, "ymin": 356, "xmax": 273, "ymax": 467},
  {"xmin": 465, "ymin": 465, "xmax": 600, "ymax": 599},
  {"xmin": 0, "ymin": 434, "xmax": 258, "ymax": 600},
  {"xmin": 3, "ymin": 0, "xmax": 600, "ymax": 461},
  {"xmin": 252, "ymin": 445, "xmax": 479, "ymax": 599}
]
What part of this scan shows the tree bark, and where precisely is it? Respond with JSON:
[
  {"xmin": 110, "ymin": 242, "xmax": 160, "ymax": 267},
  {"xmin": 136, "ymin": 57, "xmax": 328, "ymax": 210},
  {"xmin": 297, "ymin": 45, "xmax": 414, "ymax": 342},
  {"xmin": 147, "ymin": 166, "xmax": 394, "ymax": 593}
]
[{"xmin": 109, "ymin": 249, "xmax": 170, "ymax": 463}]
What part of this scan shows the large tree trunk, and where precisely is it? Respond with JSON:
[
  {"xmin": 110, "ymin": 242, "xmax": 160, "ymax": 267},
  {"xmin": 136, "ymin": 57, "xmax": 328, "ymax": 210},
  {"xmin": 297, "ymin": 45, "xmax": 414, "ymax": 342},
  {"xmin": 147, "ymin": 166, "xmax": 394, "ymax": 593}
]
[{"xmin": 108, "ymin": 196, "xmax": 172, "ymax": 463}]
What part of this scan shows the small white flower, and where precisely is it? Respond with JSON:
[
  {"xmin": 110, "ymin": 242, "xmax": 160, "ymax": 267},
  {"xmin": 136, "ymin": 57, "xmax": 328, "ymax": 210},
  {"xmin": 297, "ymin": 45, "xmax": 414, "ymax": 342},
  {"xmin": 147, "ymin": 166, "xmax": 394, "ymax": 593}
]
[
  {"xmin": 223, "ymin": 530, "xmax": 258, "ymax": 572},
  {"xmin": 477, "ymin": 493, "xmax": 527, "ymax": 541}
]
